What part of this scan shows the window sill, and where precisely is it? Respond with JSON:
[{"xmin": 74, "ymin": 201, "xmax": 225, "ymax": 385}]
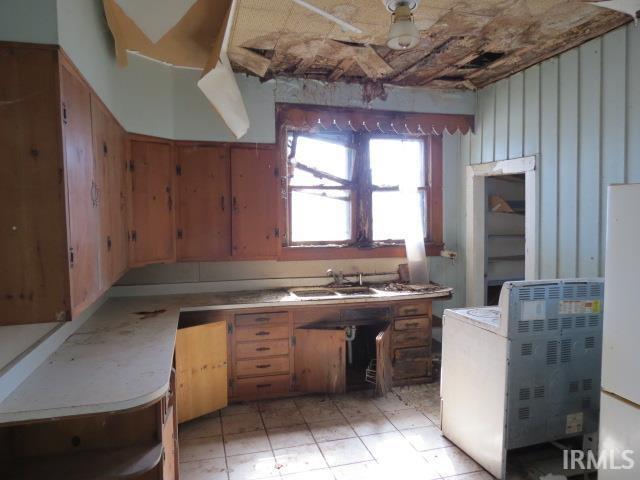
[{"xmin": 277, "ymin": 242, "xmax": 444, "ymax": 261}]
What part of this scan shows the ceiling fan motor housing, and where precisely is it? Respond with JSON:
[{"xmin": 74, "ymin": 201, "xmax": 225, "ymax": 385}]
[{"xmin": 382, "ymin": 0, "xmax": 420, "ymax": 12}]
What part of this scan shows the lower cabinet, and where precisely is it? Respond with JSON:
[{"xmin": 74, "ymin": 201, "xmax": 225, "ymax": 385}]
[
  {"xmin": 175, "ymin": 311, "xmax": 228, "ymax": 424},
  {"xmin": 0, "ymin": 371, "xmax": 179, "ymax": 480},
  {"xmin": 227, "ymin": 299, "xmax": 433, "ymax": 401}
]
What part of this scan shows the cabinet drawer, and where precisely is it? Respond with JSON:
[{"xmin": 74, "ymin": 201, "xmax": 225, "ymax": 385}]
[
  {"xmin": 395, "ymin": 302, "xmax": 430, "ymax": 317},
  {"xmin": 234, "ymin": 374, "xmax": 290, "ymax": 399},
  {"xmin": 236, "ymin": 355, "xmax": 290, "ymax": 377},
  {"xmin": 235, "ymin": 311, "xmax": 288, "ymax": 327},
  {"xmin": 392, "ymin": 329, "xmax": 430, "ymax": 348},
  {"xmin": 393, "ymin": 347, "xmax": 431, "ymax": 379},
  {"xmin": 237, "ymin": 339, "xmax": 289, "ymax": 359},
  {"xmin": 293, "ymin": 307, "xmax": 340, "ymax": 326},
  {"xmin": 394, "ymin": 316, "xmax": 430, "ymax": 331},
  {"xmin": 235, "ymin": 324, "xmax": 289, "ymax": 342}
]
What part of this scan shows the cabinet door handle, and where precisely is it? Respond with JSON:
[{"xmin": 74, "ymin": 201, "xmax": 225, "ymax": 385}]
[
  {"xmin": 232, "ymin": 196, "xmax": 238, "ymax": 212},
  {"xmin": 255, "ymin": 364, "xmax": 271, "ymax": 369},
  {"xmin": 404, "ymin": 322, "xmax": 420, "ymax": 328},
  {"xmin": 403, "ymin": 308, "xmax": 419, "ymax": 315},
  {"xmin": 256, "ymin": 347, "xmax": 270, "ymax": 352},
  {"xmin": 62, "ymin": 102, "xmax": 68, "ymax": 125},
  {"xmin": 255, "ymin": 331, "xmax": 270, "ymax": 336},
  {"xmin": 256, "ymin": 383, "xmax": 271, "ymax": 388},
  {"xmin": 254, "ymin": 317, "xmax": 270, "ymax": 323}
]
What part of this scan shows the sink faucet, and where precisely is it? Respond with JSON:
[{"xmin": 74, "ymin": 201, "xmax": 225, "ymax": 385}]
[{"xmin": 327, "ymin": 268, "xmax": 344, "ymax": 285}]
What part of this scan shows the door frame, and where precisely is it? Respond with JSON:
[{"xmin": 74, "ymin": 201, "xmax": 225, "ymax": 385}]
[{"xmin": 465, "ymin": 156, "xmax": 538, "ymax": 307}]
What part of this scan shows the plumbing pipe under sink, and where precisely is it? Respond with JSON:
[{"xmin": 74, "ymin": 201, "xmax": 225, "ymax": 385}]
[{"xmin": 345, "ymin": 325, "xmax": 356, "ymax": 365}]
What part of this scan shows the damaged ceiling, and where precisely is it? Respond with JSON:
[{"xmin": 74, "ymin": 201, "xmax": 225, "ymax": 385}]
[{"xmin": 228, "ymin": 0, "xmax": 630, "ymax": 90}]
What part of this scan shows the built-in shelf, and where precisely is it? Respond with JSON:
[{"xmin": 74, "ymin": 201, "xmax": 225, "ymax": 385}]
[
  {"xmin": 487, "ymin": 255, "xmax": 526, "ymax": 263},
  {"xmin": 7, "ymin": 442, "xmax": 162, "ymax": 480}
]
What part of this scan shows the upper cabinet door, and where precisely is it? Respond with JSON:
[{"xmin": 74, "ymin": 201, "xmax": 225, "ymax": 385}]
[
  {"xmin": 108, "ymin": 121, "xmax": 129, "ymax": 282},
  {"xmin": 60, "ymin": 63, "xmax": 100, "ymax": 314},
  {"xmin": 176, "ymin": 145, "xmax": 231, "ymax": 261},
  {"xmin": 129, "ymin": 139, "xmax": 176, "ymax": 266},
  {"xmin": 230, "ymin": 147, "xmax": 279, "ymax": 259}
]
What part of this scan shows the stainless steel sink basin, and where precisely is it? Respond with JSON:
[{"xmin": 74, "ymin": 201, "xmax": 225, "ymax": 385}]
[
  {"xmin": 287, "ymin": 287, "xmax": 339, "ymax": 299},
  {"xmin": 288, "ymin": 285, "xmax": 379, "ymax": 299}
]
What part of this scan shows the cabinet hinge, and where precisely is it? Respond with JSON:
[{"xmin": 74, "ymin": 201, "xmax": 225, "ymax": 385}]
[
  {"xmin": 69, "ymin": 247, "xmax": 74, "ymax": 267},
  {"xmin": 176, "ymin": 165, "xmax": 182, "ymax": 176},
  {"xmin": 227, "ymin": 322, "xmax": 234, "ymax": 334},
  {"xmin": 228, "ymin": 378, "xmax": 234, "ymax": 388},
  {"xmin": 274, "ymin": 227, "xmax": 280, "ymax": 238},
  {"xmin": 131, "ymin": 230, "xmax": 137, "ymax": 242},
  {"xmin": 107, "ymin": 236, "xmax": 112, "ymax": 251},
  {"xmin": 274, "ymin": 167, "xmax": 280, "ymax": 177},
  {"xmin": 177, "ymin": 229, "xmax": 183, "ymax": 240},
  {"xmin": 291, "ymin": 335, "xmax": 296, "ymax": 347},
  {"xmin": 128, "ymin": 160, "xmax": 134, "ymax": 172}
]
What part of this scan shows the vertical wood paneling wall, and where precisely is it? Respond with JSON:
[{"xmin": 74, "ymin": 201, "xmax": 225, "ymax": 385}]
[{"xmin": 461, "ymin": 24, "xmax": 640, "ymax": 280}]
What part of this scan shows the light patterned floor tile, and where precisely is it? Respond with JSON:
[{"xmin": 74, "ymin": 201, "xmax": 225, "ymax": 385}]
[
  {"xmin": 318, "ymin": 437, "xmax": 373, "ymax": 467},
  {"xmin": 226, "ymin": 451, "xmax": 278, "ymax": 480},
  {"xmin": 179, "ymin": 457, "xmax": 228, "ymax": 480},
  {"xmin": 282, "ymin": 468, "xmax": 336, "ymax": 480},
  {"xmin": 268, "ymin": 424, "xmax": 316, "ymax": 449},
  {"xmin": 308, "ymin": 418, "xmax": 357, "ymax": 443},
  {"xmin": 385, "ymin": 408, "xmax": 433, "ymax": 430},
  {"xmin": 261, "ymin": 406, "xmax": 306, "ymax": 429},
  {"xmin": 221, "ymin": 402, "xmax": 259, "ymax": 416},
  {"xmin": 401, "ymin": 425, "xmax": 452, "ymax": 452},
  {"xmin": 299, "ymin": 403, "xmax": 344, "ymax": 423},
  {"xmin": 347, "ymin": 414, "xmax": 396, "ymax": 436},
  {"xmin": 258, "ymin": 398, "xmax": 298, "ymax": 413},
  {"xmin": 222, "ymin": 411, "xmax": 265, "ymax": 435},
  {"xmin": 424, "ymin": 446, "xmax": 483, "ymax": 477},
  {"xmin": 180, "ymin": 435, "xmax": 226, "ymax": 462},
  {"xmin": 224, "ymin": 430, "xmax": 271, "ymax": 456},
  {"xmin": 359, "ymin": 431, "xmax": 416, "ymax": 460},
  {"xmin": 331, "ymin": 460, "xmax": 382, "ymax": 480},
  {"xmin": 372, "ymin": 393, "xmax": 413, "ymax": 412},
  {"xmin": 274, "ymin": 443, "xmax": 328, "ymax": 475}
]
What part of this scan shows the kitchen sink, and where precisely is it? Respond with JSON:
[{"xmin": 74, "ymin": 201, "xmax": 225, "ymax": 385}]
[{"xmin": 288, "ymin": 285, "xmax": 379, "ymax": 300}]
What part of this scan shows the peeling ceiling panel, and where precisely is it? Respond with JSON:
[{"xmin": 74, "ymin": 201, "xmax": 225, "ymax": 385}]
[
  {"xmin": 228, "ymin": 0, "xmax": 630, "ymax": 90},
  {"xmin": 113, "ymin": 0, "xmax": 197, "ymax": 43}
]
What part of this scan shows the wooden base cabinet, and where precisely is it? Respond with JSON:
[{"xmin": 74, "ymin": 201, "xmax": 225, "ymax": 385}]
[{"xmin": 0, "ymin": 43, "xmax": 129, "ymax": 325}]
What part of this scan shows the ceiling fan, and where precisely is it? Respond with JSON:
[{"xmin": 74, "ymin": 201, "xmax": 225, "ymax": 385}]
[{"xmin": 291, "ymin": 0, "xmax": 422, "ymax": 50}]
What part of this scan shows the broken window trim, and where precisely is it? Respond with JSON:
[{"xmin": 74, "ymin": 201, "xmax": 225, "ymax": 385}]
[{"xmin": 278, "ymin": 110, "xmax": 444, "ymax": 256}]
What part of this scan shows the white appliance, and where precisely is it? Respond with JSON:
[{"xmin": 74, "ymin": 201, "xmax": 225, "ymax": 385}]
[
  {"xmin": 442, "ymin": 278, "xmax": 604, "ymax": 479},
  {"xmin": 599, "ymin": 183, "xmax": 640, "ymax": 478}
]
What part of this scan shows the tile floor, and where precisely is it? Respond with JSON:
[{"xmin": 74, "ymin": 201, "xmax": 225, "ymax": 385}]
[{"xmin": 178, "ymin": 383, "xmax": 494, "ymax": 480}]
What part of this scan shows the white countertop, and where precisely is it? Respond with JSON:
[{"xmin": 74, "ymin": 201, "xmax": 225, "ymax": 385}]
[{"xmin": 0, "ymin": 286, "xmax": 451, "ymax": 424}]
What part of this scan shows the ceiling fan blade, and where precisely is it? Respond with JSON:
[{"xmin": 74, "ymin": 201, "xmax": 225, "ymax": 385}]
[{"xmin": 291, "ymin": 0, "xmax": 363, "ymax": 34}]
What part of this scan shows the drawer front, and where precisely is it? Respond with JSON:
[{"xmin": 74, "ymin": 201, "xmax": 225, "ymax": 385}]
[
  {"xmin": 236, "ymin": 339, "xmax": 289, "ymax": 359},
  {"xmin": 236, "ymin": 355, "xmax": 290, "ymax": 377},
  {"xmin": 235, "ymin": 324, "xmax": 289, "ymax": 342},
  {"xmin": 395, "ymin": 302, "xmax": 430, "ymax": 318},
  {"xmin": 235, "ymin": 311, "xmax": 289, "ymax": 327},
  {"xmin": 392, "ymin": 329, "xmax": 430, "ymax": 348},
  {"xmin": 234, "ymin": 374, "xmax": 290, "ymax": 399},
  {"xmin": 394, "ymin": 316, "xmax": 430, "ymax": 331},
  {"xmin": 293, "ymin": 307, "xmax": 340, "ymax": 326},
  {"xmin": 393, "ymin": 346, "xmax": 431, "ymax": 379}
]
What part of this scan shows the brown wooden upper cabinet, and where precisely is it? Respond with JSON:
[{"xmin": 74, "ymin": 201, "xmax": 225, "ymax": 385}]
[
  {"xmin": 128, "ymin": 139, "xmax": 176, "ymax": 267},
  {"xmin": 176, "ymin": 145, "xmax": 231, "ymax": 261},
  {"xmin": 0, "ymin": 44, "xmax": 129, "ymax": 325},
  {"xmin": 230, "ymin": 146, "xmax": 279, "ymax": 259}
]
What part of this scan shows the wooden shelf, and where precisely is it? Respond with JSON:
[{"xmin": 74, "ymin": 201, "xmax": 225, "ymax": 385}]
[
  {"xmin": 487, "ymin": 255, "xmax": 525, "ymax": 263},
  {"xmin": 7, "ymin": 442, "xmax": 162, "ymax": 480}
]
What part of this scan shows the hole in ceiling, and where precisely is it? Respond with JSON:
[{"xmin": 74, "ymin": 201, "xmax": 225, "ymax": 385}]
[
  {"xmin": 464, "ymin": 51, "xmax": 505, "ymax": 69},
  {"xmin": 245, "ymin": 47, "xmax": 275, "ymax": 60},
  {"xmin": 437, "ymin": 74, "xmax": 466, "ymax": 82}
]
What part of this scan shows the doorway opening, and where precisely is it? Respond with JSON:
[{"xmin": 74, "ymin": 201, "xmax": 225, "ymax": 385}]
[
  {"xmin": 485, "ymin": 174, "xmax": 525, "ymax": 305},
  {"xmin": 465, "ymin": 156, "xmax": 537, "ymax": 307}
]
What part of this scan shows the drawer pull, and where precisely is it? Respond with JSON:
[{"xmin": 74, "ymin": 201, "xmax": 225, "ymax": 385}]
[
  {"xmin": 256, "ymin": 347, "xmax": 271, "ymax": 352},
  {"xmin": 403, "ymin": 308, "xmax": 418, "ymax": 315},
  {"xmin": 404, "ymin": 322, "xmax": 420, "ymax": 328},
  {"xmin": 256, "ymin": 364, "xmax": 271, "ymax": 369},
  {"xmin": 254, "ymin": 317, "xmax": 270, "ymax": 323},
  {"xmin": 257, "ymin": 383, "xmax": 272, "ymax": 388},
  {"xmin": 255, "ymin": 331, "xmax": 270, "ymax": 336}
]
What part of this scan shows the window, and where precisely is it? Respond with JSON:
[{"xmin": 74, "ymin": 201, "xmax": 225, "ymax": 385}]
[{"xmin": 285, "ymin": 131, "xmax": 433, "ymax": 248}]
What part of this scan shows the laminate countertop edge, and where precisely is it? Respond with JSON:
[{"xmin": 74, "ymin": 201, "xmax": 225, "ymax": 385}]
[{"xmin": 0, "ymin": 287, "xmax": 452, "ymax": 424}]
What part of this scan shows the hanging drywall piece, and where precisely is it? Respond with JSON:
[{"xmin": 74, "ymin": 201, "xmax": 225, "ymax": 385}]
[
  {"xmin": 198, "ymin": 54, "xmax": 250, "ymax": 139},
  {"xmin": 114, "ymin": 0, "xmax": 197, "ymax": 43},
  {"xmin": 589, "ymin": 0, "xmax": 640, "ymax": 24}
]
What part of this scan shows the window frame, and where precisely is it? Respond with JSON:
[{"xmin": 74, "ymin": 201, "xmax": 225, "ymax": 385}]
[{"xmin": 277, "ymin": 109, "xmax": 444, "ymax": 259}]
